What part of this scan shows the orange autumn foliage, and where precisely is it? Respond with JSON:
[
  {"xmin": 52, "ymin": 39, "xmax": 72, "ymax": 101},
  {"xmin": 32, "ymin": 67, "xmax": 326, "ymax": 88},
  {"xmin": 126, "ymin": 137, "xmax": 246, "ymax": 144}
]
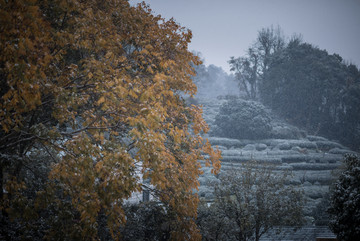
[{"xmin": 0, "ymin": 0, "xmax": 220, "ymax": 240}]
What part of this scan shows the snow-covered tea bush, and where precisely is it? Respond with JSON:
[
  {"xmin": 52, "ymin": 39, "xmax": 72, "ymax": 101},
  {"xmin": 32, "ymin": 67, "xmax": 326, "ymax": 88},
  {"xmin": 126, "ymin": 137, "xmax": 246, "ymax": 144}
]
[{"xmin": 214, "ymin": 99, "xmax": 273, "ymax": 139}]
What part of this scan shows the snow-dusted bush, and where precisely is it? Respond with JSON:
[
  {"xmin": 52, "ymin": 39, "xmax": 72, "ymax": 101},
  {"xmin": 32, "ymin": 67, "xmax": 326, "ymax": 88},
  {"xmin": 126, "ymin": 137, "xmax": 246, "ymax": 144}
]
[
  {"xmin": 214, "ymin": 99, "xmax": 273, "ymax": 139},
  {"xmin": 278, "ymin": 142, "xmax": 292, "ymax": 150},
  {"xmin": 288, "ymin": 140, "xmax": 318, "ymax": 149},
  {"xmin": 316, "ymin": 140, "xmax": 344, "ymax": 151},
  {"xmin": 271, "ymin": 125, "xmax": 302, "ymax": 139},
  {"xmin": 207, "ymin": 137, "xmax": 243, "ymax": 148},
  {"xmin": 290, "ymin": 163, "xmax": 339, "ymax": 171},
  {"xmin": 256, "ymin": 143, "xmax": 268, "ymax": 151}
]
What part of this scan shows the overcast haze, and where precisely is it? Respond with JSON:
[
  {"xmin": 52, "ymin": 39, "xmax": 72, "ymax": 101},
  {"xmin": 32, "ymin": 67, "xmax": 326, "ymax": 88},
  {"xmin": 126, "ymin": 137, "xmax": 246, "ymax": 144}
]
[{"xmin": 131, "ymin": 0, "xmax": 360, "ymax": 73}]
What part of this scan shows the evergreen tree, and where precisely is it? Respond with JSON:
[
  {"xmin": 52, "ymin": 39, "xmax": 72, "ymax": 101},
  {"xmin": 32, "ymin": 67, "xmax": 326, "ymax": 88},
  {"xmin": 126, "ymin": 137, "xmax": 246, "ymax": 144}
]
[
  {"xmin": 260, "ymin": 39, "xmax": 360, "ymax": 150},
  {"xmin": 328, "ymin": 155, "xmax": 360, "ymax": 241}
]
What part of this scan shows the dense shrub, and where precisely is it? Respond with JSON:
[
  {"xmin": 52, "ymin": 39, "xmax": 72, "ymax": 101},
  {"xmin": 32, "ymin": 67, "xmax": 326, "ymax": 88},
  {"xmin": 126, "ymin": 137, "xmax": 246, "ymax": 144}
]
[
  {"xmin": 328, "ymin": 155, "xmax": 360, "ymax": 241},
  {"xmin": 120, "ymin": 202, "xmax": 171, "ymax": 241},
  {"xmin": 260, "ymin": 40, "xmax": 360, "ymax": 151},
  {"xmin": 214, "ymin": 99, "xmax": 272, "ymax": 139}
]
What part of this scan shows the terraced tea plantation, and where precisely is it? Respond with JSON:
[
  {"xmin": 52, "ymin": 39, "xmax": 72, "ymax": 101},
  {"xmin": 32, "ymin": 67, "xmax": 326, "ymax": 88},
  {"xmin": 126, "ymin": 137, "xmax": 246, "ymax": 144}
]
[{"xmin": 197, "ymin": 96, "xmax": 358, "ymax": 222}]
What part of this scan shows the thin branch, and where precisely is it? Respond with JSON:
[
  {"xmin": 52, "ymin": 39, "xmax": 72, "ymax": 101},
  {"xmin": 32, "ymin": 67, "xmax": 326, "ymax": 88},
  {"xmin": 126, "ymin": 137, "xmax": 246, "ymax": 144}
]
[
  {"xmin": 0, "ymin": 136, "xmax": 37, "ymax": 151},
  {"xmin": 39, "ymin": 142, "xmax": 59, "ymax": 164}
]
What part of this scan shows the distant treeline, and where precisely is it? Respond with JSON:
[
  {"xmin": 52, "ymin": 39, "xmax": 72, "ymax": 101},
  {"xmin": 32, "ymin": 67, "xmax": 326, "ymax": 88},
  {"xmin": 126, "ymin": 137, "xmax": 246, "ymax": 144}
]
[
  {"xmin": 192, "ymin": 61, "xmax": 239, "ymax": 98},
  {"xmin": 228, "ymin": 26, "xmax": 360, "ymax": 151}
]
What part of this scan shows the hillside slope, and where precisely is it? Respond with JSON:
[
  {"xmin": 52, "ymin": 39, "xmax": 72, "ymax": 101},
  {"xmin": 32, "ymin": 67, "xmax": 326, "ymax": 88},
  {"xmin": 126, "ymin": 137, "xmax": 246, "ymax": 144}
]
[{"xmin": 197, "ymin": 96, "xmax": 358, "ymax": 223}]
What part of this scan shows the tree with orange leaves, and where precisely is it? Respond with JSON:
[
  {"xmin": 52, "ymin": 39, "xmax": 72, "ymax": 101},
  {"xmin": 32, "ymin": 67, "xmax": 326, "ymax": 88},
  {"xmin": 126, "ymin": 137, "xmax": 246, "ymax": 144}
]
[{"xmin": 0, "ymin": 0, "xmax": 221, "ymax": 240}]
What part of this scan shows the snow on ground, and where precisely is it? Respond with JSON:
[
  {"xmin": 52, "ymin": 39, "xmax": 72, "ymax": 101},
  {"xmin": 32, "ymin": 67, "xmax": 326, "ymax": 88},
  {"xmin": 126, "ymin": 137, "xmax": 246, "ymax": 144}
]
[{"xmin": 197, "ymin": 96, "xmax": 357, "ymax": 220}]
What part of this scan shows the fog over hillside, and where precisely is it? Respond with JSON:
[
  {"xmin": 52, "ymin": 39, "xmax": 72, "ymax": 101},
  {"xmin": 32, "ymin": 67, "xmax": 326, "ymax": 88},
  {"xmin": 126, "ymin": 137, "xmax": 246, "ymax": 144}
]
[
  {"xmin": 194, "ymin": 77, "xmax": 357, "ymax": 240},
  {"xmin": 190, "ymin": 27, "xmax": 360, "ymax": 238},
  {"xmin": 192, "ymin": 63, "xmax": 239, "ymax": 99}
]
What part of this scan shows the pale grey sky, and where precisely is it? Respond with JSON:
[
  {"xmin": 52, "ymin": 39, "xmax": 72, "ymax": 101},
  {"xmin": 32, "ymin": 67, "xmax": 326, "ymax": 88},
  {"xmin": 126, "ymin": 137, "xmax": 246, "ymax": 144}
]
[{"xmin": 131, "ymin": 0, "xmax": 360, "ymax": 73}]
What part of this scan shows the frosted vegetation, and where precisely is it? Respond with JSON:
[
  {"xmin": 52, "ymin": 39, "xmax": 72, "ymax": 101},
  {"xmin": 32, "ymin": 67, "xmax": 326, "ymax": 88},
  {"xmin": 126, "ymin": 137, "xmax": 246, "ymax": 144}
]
[
  {"xmin": 192, "ymin": 72, "xmax": 357, "ymax": 234},
  {"xmin": 196, "ymin": 95, "xmax": 357, "ymax": 225},
  {"xmin": 214, "ymin": 99, "xmax": 272, "ymax": 139},
  {"xmin": 190, "ymin": 26, "xmax": 360, "ymax": 240}
]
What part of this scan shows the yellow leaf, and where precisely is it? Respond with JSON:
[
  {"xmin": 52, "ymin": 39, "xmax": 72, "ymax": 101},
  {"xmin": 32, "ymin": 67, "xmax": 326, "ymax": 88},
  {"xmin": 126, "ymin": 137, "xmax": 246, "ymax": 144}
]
[{"xmin": 97, "ymin": 96, "xmax": 105, "ymax": 105}]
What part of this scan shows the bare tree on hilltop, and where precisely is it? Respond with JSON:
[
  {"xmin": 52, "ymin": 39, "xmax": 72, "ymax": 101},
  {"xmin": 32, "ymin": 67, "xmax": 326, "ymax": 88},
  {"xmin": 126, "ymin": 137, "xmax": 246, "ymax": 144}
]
[{"xmin": 229, "ymin": 25, "xmax": 286, "ymax": 100}]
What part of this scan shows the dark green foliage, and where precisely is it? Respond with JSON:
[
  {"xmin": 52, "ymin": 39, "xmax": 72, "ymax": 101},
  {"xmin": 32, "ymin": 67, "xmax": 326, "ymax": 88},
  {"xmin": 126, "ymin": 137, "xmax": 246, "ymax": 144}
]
[
  {"xmin": 338, "ymin": 83, "xmax": 360, "ymax": 150},
  {"xmin": 197, "ymin": 202, "xmax": 234, "ymax": 241},
  {"xmin": 328, "ymin": 155, "xmax": 360, "ymax": 241},
  {"xmin": 120, "ymin": 202, "xmax": 171, "ymax": 241},
  {"xmin": 261, "ymin": 41, "xmax": 343, "ymax": 127},
  {"xmin": 260, "ymin": 40, "xmax": 360, "ymax": 151},
  {"xmin": 214, "ymin": 99, "xmax": 272, "ymax": 139}
]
